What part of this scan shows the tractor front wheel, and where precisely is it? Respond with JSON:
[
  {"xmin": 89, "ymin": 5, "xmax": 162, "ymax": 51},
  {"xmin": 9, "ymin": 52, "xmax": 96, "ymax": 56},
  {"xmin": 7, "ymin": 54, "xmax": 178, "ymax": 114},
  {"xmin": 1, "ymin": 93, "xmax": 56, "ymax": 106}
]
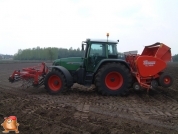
[
  {"xmin": 44, "ymin": 70, "xmax": 66, "ymax": 95},
  {"xmin": 95, "ymin": 62, "xmax": 132, "ymax": 96}
]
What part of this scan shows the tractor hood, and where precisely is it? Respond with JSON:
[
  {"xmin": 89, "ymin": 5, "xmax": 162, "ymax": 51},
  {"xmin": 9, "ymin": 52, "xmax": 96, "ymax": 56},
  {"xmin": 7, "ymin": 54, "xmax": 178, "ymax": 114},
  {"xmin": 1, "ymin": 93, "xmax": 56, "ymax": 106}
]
[{"xmin": 52, "ymin": 57, "xmax": 83, "ymax": 71}]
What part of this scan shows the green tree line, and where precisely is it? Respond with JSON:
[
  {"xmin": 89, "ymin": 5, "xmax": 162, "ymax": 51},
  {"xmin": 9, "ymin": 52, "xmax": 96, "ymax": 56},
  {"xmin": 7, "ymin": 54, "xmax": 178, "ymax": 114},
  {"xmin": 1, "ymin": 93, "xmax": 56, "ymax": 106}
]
[{"xmin": 13, "ymin": 47, "xmax": 83, "ymax": 60}]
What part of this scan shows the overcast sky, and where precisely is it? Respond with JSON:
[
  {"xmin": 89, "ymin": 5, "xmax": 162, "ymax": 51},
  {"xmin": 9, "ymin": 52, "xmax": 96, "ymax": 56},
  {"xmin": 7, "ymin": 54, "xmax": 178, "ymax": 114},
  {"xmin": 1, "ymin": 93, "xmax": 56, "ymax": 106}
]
[{"xmin": 0, "ymin": 0, "xmax": 178, "ymax": 55}]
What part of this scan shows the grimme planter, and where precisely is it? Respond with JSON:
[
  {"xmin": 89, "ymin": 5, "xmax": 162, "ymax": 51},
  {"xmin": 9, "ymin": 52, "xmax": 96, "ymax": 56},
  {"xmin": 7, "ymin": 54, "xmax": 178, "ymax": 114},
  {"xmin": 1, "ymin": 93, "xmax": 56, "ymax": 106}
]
[{"xmin": 124, "ymin": 42, "xmax": 173, "ymax": 91}]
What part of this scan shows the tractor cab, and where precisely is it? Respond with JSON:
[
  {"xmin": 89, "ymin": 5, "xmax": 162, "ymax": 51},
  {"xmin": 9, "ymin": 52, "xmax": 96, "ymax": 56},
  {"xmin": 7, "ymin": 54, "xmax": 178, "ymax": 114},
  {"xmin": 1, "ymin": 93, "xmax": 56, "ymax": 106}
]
[{"xmin": 82, "ymin": 39, "xmax": 119, "ymax": 71}]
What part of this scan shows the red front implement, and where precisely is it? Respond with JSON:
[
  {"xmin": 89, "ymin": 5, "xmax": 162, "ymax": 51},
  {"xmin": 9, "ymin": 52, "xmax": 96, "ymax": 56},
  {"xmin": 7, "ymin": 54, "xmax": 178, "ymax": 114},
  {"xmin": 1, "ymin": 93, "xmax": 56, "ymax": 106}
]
[
  {"xmin": 8, "ymin": 62, "xmax": 49, "ymax": 87},
  {"xmin": 124, "ymin": 42, "xmax": 173, "ymax": 90}
]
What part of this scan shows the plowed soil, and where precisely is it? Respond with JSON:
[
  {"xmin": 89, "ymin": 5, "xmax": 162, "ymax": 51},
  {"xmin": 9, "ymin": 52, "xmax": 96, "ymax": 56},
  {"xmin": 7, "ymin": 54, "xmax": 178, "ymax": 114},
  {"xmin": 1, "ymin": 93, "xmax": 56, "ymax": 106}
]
[{"xmin": 0, "ymin": 62, "xmax": 178, "ymax": 134}]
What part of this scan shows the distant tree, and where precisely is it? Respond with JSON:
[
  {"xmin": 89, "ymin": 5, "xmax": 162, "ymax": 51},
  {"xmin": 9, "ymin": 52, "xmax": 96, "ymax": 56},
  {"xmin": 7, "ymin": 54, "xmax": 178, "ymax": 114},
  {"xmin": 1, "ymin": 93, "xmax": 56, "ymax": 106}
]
[
  {"xmin": 13, "ymin": 46, "xmax": 127, "ymax": 61},
  {"xmin": 172, "ymin": 54, "xmax": 178, "ymax": 62}
]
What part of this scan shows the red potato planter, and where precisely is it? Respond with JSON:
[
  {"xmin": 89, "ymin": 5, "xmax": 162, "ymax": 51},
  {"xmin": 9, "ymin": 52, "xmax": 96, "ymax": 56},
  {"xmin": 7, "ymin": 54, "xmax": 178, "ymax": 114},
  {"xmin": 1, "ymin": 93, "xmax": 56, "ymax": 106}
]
[{"xmin": 124, "ymin": 42, "xmax": 173, "ymax": 91}]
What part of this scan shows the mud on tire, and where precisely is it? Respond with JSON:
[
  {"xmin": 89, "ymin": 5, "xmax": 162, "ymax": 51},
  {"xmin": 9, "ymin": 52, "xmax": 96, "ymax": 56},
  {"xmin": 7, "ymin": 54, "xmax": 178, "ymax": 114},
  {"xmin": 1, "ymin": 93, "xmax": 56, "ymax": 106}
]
[
  {"xmin": 95, "ymin": 62, "xmax": 132, "ymax": 96},
  {"xmin": 44, "ymin": 70, "xmax": 67, "ymax": 95}
]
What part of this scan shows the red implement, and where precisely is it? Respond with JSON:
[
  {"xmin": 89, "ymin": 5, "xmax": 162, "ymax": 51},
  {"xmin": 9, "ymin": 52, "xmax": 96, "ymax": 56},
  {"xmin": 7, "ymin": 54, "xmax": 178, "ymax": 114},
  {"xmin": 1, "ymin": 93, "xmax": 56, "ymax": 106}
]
[
  {"xmin": 8, "ymin": 62, "xmax": 48, "ymax": 87},
  {"xmin": 124, "ymin": 42, "xmax": 173, "ymax": 90}
]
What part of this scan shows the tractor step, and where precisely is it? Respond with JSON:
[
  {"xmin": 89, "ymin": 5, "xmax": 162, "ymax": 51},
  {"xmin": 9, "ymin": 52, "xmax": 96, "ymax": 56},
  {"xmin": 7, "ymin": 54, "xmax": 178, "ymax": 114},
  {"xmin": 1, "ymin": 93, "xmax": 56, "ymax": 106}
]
[
  {"xmin": 84, "ymin": 73, "xmax": 94, "ymax": 84},
  {"xmin": 85, "ymin": 73, "xmax": 93, "ymax": 80}
]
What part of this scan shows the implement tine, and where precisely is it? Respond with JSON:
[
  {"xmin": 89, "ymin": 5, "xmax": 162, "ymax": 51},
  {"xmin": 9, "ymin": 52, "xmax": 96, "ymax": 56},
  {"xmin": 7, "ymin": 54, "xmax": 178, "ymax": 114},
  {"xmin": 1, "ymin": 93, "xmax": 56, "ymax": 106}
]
[{"xmin": 9, "ymin": 62, "xmax": 48, "ymax": 89}]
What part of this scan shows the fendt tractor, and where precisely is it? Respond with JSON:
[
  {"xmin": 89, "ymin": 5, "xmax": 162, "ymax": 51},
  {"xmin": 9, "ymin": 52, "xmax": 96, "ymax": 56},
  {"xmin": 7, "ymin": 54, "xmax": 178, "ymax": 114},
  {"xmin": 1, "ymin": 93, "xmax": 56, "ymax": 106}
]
[{"xmin": 8, "ymin": 34, "xmax": 173, "ymax": 96}]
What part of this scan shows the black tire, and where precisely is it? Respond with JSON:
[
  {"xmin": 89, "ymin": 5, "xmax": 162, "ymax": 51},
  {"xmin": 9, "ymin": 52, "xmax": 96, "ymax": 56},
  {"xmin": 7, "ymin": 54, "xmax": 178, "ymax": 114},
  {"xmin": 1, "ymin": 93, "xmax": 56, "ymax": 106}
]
[
  {"xmin": 95, "ymin": 62, "xmax": 132, "ymax": 96},
  {"xmin": 133, "ymin": 82, "xmax": 141, "ymax": 91},
  {"xmin": 44, "ymin": 70, "xmax": 67, "ymax": 95},
  {"xmin": 159, "ymin": 73, "xmax": 173, "ymax": 88}
]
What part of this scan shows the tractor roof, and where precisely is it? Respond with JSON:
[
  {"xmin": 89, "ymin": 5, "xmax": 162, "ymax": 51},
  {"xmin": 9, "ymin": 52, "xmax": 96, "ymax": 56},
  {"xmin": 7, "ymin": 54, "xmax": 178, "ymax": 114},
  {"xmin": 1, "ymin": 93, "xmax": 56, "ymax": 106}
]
[{"xmin": 85, "ymin": 38, "xmax": 118, "ymax": 44}]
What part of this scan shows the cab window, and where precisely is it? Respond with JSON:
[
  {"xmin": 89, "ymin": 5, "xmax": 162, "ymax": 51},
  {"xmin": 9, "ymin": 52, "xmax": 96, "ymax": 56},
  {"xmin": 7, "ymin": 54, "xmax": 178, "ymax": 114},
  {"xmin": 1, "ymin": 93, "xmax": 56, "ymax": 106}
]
[
  {"xmin": 89, "ymin": 43, "xmax": 105, "ymax": 56},
  {"xmin": 108, "ymin": 44, "xmax": 117, "ymax": 55}
]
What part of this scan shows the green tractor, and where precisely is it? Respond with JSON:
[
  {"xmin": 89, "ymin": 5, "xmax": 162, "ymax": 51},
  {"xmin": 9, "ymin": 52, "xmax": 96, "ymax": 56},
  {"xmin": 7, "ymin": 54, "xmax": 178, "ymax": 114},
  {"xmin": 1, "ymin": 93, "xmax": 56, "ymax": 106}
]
[{"xmin": 44, "ymin": 37, "xmax": 133, "ymax": 96}]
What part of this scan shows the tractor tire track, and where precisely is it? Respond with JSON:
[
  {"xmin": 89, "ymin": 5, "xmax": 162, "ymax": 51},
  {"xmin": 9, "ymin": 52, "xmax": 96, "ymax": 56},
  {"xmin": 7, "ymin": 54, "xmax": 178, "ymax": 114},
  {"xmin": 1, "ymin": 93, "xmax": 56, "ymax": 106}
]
[
  {"xmin": 1, "ymin": 62, "xmax": 178, "ymax": 133},
  {"xmin": 1, "ymin": 84, "xmax": 178, "ymax": 131}
]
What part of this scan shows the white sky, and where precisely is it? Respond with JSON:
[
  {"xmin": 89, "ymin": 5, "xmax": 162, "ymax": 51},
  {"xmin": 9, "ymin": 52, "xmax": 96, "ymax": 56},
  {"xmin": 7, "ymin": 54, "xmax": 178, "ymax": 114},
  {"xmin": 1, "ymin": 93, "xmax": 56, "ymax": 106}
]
[{"xmin": 0, "ymin": 0, "xmax": 178, "ymax": 55}]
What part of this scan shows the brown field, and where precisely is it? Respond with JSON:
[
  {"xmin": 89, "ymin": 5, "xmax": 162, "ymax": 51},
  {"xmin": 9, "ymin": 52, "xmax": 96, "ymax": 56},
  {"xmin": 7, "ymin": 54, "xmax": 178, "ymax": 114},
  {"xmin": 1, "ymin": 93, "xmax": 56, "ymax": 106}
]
[{"xmin": 0, "ymin": 62, "xmax": 178, "ymax": 134}]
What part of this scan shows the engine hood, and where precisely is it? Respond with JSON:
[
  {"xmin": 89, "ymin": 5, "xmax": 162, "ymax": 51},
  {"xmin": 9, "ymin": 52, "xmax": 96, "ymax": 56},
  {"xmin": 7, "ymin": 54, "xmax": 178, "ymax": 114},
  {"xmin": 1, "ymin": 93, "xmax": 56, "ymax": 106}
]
[{"xmin": 52, "ymin": 57, "xmax": 83, "ymax": 71}]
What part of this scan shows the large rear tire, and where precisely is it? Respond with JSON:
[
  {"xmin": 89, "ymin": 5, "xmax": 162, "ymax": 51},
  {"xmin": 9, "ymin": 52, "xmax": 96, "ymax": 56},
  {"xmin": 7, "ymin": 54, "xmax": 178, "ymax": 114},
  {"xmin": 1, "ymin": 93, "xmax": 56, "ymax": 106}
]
[
  {"xmin": 44, "ymin": 70, "xmax": 67, "ymax": 95},
  {"xmin": 95, "ymin": 62, "xmax": 132, "ymax": 96}
]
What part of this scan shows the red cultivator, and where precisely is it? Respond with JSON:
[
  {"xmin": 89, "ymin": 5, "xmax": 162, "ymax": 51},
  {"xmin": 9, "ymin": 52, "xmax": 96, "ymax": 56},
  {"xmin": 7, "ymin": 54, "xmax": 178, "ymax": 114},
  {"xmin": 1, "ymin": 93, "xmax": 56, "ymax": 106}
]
[
  {"xmin": 124, "ymin": 42, "xmax": 173, "ymax": 91},
  {"xmin": 8, "ymin": 62, "xmax": 49, "ymax": 88}
]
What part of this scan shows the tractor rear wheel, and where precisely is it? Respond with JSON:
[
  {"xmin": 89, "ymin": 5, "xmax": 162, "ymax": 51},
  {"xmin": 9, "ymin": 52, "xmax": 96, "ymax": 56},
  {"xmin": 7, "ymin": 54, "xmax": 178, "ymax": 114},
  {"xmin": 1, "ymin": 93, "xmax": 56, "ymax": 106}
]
[
  {"xmin": 95, "ymin": 62, "xmax": 132, "ymax": 96},
  {"xmin": 44, "ymin": 70, "xmax": 67, "ymax": 95}
]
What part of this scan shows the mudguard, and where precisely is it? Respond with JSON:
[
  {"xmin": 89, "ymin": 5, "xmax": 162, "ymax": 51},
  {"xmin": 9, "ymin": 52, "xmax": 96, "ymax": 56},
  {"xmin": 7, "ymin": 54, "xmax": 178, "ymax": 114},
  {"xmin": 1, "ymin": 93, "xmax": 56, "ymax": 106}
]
[
  {"xmin": 94, "ymin": 59, "xmax": 130, "ymax": 73},
  {"xmin": 48, "ymin": 66, "xmax": 73, "ymax": 87}
]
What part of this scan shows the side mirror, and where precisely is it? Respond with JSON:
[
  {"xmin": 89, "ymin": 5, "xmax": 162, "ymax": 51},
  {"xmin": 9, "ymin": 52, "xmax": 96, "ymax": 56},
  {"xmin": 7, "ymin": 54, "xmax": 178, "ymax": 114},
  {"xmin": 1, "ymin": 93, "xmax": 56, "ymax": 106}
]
[
  {"xmin": 82, "ymin": 41, "xmax": 86, "ymax": 51},
  {"xmin": 82, "ymin": 44, "xmax": 84, "ymax": 51}
]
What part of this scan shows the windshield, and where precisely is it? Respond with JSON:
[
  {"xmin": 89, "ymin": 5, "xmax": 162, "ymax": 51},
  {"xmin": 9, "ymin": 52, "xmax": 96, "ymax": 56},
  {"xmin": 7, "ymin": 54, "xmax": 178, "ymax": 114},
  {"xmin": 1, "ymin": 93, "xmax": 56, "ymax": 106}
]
[{"xmin": 89, "ymin": 43, "xmax": 105, "ymax": 56}]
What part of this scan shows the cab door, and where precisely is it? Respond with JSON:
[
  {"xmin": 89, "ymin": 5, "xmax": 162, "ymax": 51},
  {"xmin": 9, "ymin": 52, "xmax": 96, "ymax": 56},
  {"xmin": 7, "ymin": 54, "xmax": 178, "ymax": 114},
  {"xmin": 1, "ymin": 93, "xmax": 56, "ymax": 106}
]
[{"xmin": 86, "ymin": 43, "xmax": 106, "ymax": 72}]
